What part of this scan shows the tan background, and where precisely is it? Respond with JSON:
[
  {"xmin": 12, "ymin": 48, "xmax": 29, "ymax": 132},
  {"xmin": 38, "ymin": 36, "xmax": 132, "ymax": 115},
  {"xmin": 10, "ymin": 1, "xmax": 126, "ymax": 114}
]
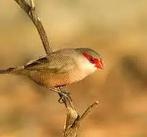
[{"xmin": 0, "ymin": 0, "xmax": 147, "ymax": 137}]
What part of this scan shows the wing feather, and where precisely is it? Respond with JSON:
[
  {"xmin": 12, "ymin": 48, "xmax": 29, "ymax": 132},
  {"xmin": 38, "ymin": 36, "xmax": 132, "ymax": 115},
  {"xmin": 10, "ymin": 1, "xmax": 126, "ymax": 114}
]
[{"xmin": 24, "ymin": 53, "xmax": 76, "ymax": 74}]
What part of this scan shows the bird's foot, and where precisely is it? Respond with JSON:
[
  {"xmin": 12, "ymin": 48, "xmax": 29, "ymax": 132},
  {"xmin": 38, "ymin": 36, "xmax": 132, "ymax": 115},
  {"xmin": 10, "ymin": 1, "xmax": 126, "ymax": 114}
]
[{"xmin": 58, "ymin": 87, "xmax": 72, "ymax": 104}]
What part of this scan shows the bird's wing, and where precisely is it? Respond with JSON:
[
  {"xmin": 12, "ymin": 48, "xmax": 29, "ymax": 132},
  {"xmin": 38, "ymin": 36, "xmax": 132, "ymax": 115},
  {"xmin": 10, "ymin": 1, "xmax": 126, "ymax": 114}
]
[
  {"xmin": 24, "ymin": 57, "xmax": 51, "ymax": 72},
  {"xmin": 24, "ymin": 54, "xmax": 76, "ymax": 74},
  {"xmin": 24, "ymin": 57, "xmax": 48, "ymax": 68}
]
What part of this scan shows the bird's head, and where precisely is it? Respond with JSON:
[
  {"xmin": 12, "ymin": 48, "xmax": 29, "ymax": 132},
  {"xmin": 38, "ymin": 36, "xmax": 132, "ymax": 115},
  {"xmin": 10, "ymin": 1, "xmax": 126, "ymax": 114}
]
[{"xmin": 76, "ymin": 48, "xmax": 104, "ymax": 70}]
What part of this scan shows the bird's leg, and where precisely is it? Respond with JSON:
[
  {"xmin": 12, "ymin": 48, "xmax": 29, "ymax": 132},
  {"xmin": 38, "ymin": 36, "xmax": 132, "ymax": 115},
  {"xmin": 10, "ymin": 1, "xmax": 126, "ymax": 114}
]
[
  {"xmin": 48, "ymin": 86, "xmax": 72, "ymax": 103},
  {"xmin": 58, "ymin": 86, "xmax": 72, "ymax": 104},
  {"xmin": 48, "ymin": 87, "xmax": 64, "ymax": 103},
  {"xmin": 59, "ymin": 86, "xmax": 72, "ymax": 100},
  {"xmin": 58, "ymin": 91, "xmax": 66, "ymax": 104}
]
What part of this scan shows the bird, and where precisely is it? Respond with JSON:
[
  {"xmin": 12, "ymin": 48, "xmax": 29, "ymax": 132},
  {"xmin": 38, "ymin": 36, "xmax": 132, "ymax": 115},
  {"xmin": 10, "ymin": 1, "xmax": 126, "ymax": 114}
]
[{"xmin": 0, "ymin": 48, "xmax": 103, "ymax": 89}]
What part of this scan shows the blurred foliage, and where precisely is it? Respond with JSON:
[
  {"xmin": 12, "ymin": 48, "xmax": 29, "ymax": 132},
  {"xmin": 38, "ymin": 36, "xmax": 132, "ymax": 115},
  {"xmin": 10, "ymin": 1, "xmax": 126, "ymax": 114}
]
[{"xmin": 0, "ymin": 0, "xmax": 147, "ymax": 137}]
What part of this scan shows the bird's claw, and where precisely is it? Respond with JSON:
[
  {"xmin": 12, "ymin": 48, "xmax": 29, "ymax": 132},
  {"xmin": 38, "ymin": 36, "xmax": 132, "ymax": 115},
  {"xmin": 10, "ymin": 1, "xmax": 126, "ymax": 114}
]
[
  {"xmin": 58, "ymin": 92, "xmax": 64, "ymax": 103},
  {"xmin": 58, "ymin": 90, "xmax": 72, "ymax": 104}
]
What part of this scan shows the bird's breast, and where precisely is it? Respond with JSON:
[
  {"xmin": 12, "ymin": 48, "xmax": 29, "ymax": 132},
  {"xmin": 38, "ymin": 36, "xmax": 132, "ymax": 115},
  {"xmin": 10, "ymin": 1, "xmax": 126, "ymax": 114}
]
[{"xmin": 28, "ymin": 69, "xmax": 82, "ymax": 88}]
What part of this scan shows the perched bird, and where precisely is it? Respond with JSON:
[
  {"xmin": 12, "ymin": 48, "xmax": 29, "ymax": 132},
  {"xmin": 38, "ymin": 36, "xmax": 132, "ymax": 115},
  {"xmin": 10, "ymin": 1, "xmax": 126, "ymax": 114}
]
[{"xmin": 0, "ymin": 48, "xmax": 103, "ymax": 88}]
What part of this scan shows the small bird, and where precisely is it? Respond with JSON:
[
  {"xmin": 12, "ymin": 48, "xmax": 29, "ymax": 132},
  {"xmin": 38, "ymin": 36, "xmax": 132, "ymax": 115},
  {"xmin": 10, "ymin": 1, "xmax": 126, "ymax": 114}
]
[{"xmin": 0, "ymin": 48, "xmax": 103, "ymax": 88}]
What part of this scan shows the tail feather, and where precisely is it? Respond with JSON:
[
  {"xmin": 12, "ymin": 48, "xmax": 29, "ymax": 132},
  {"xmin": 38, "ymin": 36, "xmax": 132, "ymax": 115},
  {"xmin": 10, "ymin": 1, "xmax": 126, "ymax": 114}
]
[
  {"xmin": 0, "ymin": 67, "xmax": 23, "ymax": 74},
  {"xmin": 0, "ymin": 67, "xmax": 16, "ymax": 74}
]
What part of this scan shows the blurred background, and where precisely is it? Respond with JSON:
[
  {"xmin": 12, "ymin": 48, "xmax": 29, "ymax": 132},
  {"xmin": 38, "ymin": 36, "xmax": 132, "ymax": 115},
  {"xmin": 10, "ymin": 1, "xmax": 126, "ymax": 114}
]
[{"xmin": 0, "ymin": 0, "xmax": 147, "ymax": 137}]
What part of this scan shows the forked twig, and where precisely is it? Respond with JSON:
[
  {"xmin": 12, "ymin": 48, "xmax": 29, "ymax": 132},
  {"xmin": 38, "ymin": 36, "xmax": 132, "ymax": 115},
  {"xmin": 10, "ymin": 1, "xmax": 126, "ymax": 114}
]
[
  {"xmin": 14, "ymin": 0, "xmax": 52, "ymax": 55},
  {"xmin": 80, "ymin": 101, "xmax": 99, "ymax": 121},
  {"xmin": 58, "ymin": 88, "xmax": 99, "ymax": 137}
]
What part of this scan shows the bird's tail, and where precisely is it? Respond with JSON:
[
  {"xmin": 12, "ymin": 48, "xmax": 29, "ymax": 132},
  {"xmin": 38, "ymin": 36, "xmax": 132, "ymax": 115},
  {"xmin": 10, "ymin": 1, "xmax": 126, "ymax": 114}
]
[{"xmin": 0, "ymin": 67, "xmax": 23, "ymax": 74}]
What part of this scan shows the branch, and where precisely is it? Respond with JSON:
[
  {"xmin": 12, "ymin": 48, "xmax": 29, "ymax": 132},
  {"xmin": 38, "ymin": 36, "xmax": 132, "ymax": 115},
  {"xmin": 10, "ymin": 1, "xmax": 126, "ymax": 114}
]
[
  {"xmin": 58, "ymin": 88, "xmax": 99, "ymax": 137},
  {"xmin": 80, "ymin": 101, "xmax": 99, "ymax": 122},
  {"xmin": 14, "ymin": 0, "xmax": 52, "ymax": 55}
]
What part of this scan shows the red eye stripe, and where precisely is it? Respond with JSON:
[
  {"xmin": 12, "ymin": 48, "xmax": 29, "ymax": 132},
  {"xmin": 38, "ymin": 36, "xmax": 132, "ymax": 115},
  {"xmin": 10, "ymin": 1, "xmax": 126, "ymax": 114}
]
[
  {"xmin": 95, "ymin": 58, "xmax": 104, "ymax": 69},
  {"xmin": 83, "ymin": 52, "xmax": 98, "ymax": 64},
  {"xmin": 82, "ymin": 52, "xmax": 104, "ymax": 69},
  {"xmin": 93, "ymin": 58, "xmax": 99, "ymax": 63},
  {"xmin": 82, "ymin": 52, "xmax": 92, "ymax": 61}
]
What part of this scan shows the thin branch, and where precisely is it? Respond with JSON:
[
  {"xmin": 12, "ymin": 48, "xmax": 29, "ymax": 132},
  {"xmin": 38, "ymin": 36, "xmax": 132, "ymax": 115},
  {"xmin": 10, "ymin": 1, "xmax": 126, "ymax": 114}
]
[
  {"xmin": 29, "ymin": 0, "xmax": 35, "ymax": 9},
  {"xmin": 80, "ymin": 101, "xmax": 99, "ymax": 121},
  {"xmin": 58, "ymin": 88, "xmax": 99, "ymax": 137},
  {"xmin": 58, "ymin": 90, "xmax": 79, "ymax": 137},
  {"xmin": 14, "ymin": 0, "xmax": 52, "ymax": 55}
]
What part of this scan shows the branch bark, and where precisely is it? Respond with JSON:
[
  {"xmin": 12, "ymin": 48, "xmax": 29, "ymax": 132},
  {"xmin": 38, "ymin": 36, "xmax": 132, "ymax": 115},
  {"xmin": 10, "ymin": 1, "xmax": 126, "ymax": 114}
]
[
  {"xmin": 14, "ymin": 0, "xmax": 52, "ymax": 55},
  {"xmin": 58, "ymin": 88, "xmax": 99, "ymax": 137}
]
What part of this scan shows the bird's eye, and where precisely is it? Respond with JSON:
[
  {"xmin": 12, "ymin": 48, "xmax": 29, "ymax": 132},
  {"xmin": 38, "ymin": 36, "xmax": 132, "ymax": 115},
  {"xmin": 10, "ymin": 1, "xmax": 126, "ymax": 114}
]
[{"xmin": 90, "ymin": 58, "xmax": 94, "ymax": 63}]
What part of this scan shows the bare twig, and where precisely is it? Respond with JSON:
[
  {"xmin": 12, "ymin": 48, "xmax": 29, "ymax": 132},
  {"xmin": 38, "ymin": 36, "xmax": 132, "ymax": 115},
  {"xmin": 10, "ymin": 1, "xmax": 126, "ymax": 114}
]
[
  {"xmin": 58, "ymin": 89, "xmax": 79, "ymax": 137},
  {"xmin": 14, "ymin": 0, "xmax": 52, "ymax": 55},
  {"xmin": 29, "ymin": 0, "xmax": 35, "ymax": 9},
  {"xmin": 80, "ymin": 101, "xmax": 99, "ymax": 121},
  {"xmin": 58, "ymin": 88, "xmax": 99, "ymax": 137}
]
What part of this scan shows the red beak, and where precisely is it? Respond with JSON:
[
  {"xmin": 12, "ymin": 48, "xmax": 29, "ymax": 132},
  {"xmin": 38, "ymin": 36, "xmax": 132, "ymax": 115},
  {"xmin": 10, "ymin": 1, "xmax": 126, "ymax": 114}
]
[{"xmin": 96, "ymin": 58, "xmax": 104, "ymax": 69}]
